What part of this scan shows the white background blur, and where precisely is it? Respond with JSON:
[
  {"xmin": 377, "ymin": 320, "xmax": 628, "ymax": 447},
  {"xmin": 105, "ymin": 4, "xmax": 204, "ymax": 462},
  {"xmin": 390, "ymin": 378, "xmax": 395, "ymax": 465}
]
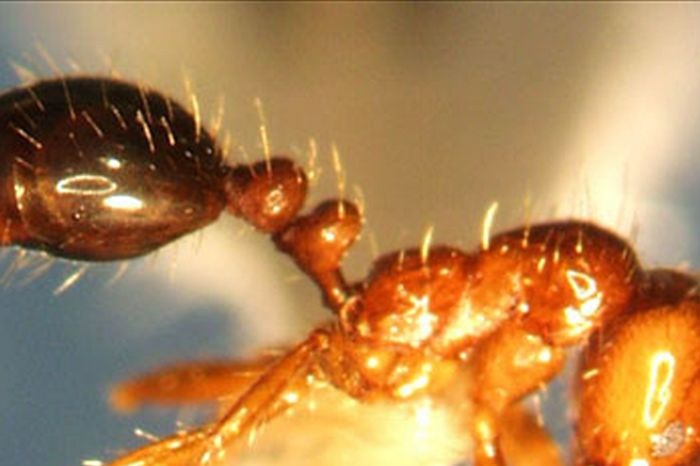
[{"xmin": 0, "ymin": 3, "xmax": 699, "ymax": 465}]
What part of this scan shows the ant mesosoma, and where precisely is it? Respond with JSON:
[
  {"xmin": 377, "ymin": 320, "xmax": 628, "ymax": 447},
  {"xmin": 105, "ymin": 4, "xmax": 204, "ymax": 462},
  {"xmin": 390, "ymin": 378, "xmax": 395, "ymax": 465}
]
[{"xmin": 1, "ymin": 76, "xmax": 699, "ymax": 466}]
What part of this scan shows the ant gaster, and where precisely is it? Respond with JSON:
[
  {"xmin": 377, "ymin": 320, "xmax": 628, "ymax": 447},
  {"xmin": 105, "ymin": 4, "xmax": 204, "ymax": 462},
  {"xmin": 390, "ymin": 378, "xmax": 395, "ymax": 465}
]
[{"xmin": 1, "ymin": 77, "xmax": 699, "ymax": 466}]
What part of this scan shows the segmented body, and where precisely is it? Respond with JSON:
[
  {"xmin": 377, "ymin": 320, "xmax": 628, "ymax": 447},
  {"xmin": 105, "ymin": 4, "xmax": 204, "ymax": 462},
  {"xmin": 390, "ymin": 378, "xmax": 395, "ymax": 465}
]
[{"xmin": 2, "ymin": 77, "xmax": 698, "ymax": 466}]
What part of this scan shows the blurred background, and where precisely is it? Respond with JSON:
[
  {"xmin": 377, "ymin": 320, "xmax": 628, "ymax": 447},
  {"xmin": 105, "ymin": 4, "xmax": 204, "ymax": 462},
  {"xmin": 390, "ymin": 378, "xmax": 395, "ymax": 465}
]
[{"xmin": 0, "ymin": 3, "xmax": 699, "ymax": 465}]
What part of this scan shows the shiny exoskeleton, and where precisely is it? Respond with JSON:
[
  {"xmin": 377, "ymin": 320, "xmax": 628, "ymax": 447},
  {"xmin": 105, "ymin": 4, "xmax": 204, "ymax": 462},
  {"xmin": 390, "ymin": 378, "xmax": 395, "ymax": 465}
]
[
  {"xmin": 0, "ymin": 78, "xmax": 229, "ymax": 259},
  {"xmin": 2, "ymin": 77, "xmax": 698, "ymax": 466}
]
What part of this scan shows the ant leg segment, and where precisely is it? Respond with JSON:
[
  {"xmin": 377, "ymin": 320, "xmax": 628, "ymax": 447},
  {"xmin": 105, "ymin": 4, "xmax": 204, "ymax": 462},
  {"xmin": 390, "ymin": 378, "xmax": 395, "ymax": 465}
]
[
  {"xmin": 465, "ymin": 322, "xmax": 566, "ymax": 466},
  {"xmin": 106, "ymin": 329, "xmax": 330, "ymax": 466},
  {"xmin": 576, "ymin": 297, "xmax": 700, "ymax": 465},
  {"xmin": 470, "ymin": 405, "xmax": 507, "ymax": 466},
  {"xmin": 109, "ymin": 355, "xmax": 279, "ymax": 413},
  {"xmin": 499, "ymin": 404, "xmax": 564, "ymax": 466},
  {"xmin": 274, "ymin": 200, "xmax": 362, "ymax": 311}
]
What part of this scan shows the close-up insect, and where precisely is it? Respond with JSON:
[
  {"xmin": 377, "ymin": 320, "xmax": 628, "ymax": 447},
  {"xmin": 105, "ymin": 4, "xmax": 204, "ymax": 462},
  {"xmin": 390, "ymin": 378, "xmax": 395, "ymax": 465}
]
[
  {"xmin": 2, "ymin": 74, "xmax": 700, "ymax": 466},
  {"xmin": 2, "ymin": 3, "xmax": 700, "ymax": 466}
]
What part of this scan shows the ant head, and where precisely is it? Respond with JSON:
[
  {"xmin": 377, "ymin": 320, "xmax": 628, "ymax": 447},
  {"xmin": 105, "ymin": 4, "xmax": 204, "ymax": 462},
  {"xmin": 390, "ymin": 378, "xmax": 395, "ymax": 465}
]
[{"xmin": 345, "ymin": 246, "xmax": 479, "ymax": 353}]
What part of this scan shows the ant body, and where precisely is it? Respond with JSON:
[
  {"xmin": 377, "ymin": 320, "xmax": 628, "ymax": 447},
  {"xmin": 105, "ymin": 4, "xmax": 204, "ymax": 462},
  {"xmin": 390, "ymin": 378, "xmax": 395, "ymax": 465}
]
[{"xmin": 1, "ymin": 76, "xmax": 699, "ymax": 466}]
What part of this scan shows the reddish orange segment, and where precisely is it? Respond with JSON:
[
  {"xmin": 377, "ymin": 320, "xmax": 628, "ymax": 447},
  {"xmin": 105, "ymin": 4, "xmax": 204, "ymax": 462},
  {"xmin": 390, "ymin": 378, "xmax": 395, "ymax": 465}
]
[
  {"xmin": 225, "ymin": 157, "xmax": 307, "ymax": 233},
  {"xmin": 349, "ymin": 246, "xmax": 478, "ymax": 351},
  {"xmin": 499, "ymin": 404, "xmax": 564, "ymax": 466},
  {"xmin": 484, "ymin": 222, "xmax": 640, "ymax": 346},
  {"xmin": 274, "ymin": 199, "xmax": 362, "ymax": 310},
  {"xmin": 110, "ymin": 357, "xmax": 277, "ymax": 412},
  {"xmin": 578, "ymin": 298, "xmax": 700, "ymax": 465}
]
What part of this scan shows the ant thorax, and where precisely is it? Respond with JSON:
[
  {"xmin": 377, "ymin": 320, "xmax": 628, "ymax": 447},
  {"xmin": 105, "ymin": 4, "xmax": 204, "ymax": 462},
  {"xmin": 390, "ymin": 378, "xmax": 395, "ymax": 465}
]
[
  {"xmin": 318, "ymin": 247, "xmax": 477, "ymax": 402},
  {"xmin": 348, "ymin": 247, "xmax": 478, "ymax": 349}
]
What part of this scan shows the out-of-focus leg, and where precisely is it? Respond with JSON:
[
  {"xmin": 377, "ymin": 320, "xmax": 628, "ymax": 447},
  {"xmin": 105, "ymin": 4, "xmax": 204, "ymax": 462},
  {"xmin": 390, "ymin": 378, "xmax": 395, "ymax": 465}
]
[
  {"xmin": 499, "ymin": 404, "xmax": 564, "ymax": 466},
  {"xmin": 110, "ymin": 356, "xmax": 279, "ymax": 412},
  {"xmin": 465, "ymin": 322, "xmax": 566, "ymax": 466},
  {"xmin": 106, "ymin": 330, "xmax": 329, "ymax": 466}
]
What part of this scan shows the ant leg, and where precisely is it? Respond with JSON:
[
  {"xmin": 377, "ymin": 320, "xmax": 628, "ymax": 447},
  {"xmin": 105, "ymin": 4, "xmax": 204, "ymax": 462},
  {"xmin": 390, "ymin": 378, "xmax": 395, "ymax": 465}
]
[
  {"xmin": 465, "ymin": 322, "xmax": 566, "ymax": 466},
  {"xmin": 577, "ymin": 297, "xmax": 700, "ymax": 465},
  {"xmin": 106, "ymin": 329, "xmax": 330, "ymax": 466},
  {"xmin": 499, "ymin": 404, "xmax": 564, "ymax": 466},
  {"xmin": 110, "ymin": 354, "xmax": 279, "ymax": 412}
]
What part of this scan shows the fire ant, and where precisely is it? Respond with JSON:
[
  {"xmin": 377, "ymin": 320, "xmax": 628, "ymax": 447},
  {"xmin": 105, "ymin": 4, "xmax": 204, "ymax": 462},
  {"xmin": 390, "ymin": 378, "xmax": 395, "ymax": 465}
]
[{"xmin": 1, "ymin": 76, "xmax": 699, "ymax": 466}]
